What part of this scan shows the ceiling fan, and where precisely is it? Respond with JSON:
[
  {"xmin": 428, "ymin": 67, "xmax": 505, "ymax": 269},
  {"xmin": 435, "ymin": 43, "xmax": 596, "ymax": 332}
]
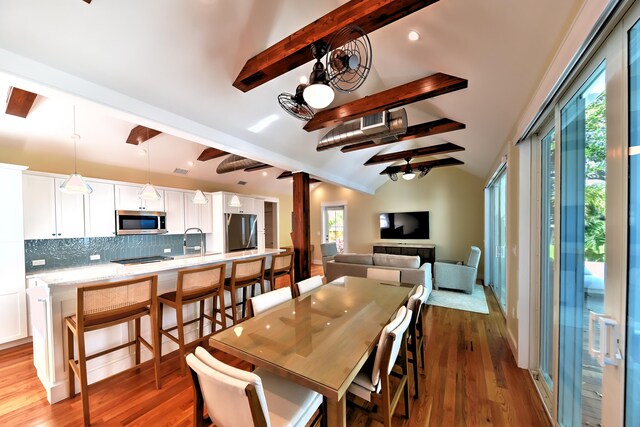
[
  {"xmin": 278, "ymin": 24, "xmax": 372, "ymax": 120},
  {"xmin": 388, "ymin": 158, "xmax": 432, "ymax": 181}
]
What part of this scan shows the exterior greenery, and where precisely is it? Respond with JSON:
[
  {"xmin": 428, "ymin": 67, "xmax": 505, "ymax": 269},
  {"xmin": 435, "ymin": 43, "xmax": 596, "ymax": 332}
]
[{"xmin": 584, "ymin": 92, "xmax": 606, "ymax": 262}]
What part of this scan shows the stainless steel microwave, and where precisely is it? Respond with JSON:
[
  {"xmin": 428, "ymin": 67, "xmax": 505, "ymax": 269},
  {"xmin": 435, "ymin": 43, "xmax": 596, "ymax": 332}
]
[{"xmin": 115, "ymin": 210, "xmax": 167, "ymax": 235}]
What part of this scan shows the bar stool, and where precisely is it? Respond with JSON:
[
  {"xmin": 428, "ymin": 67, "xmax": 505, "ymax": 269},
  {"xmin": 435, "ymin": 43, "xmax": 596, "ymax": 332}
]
[
  {"xmin": 264, "ymin": 251, "xmax": 294, "ymax": 293},
  {"xmin": 224, "ymin": 257, "xmax": 265, "ymax": 325},
  {"xmin": 157, "ymin": 263, "xmax": 226, "ymax": 376},
  {"xmin": 65, "ymin": 275, "xmax": 160, "ymax": 426},
  {"xmin": 407, "ymin": 285, "xmax": 427, "ymax": 399}
]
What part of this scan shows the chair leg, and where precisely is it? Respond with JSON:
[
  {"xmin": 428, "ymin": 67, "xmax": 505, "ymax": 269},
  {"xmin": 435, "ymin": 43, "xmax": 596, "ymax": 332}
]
[
  {"xmin": 151, "ymin": 308, "xmax": 161, "ymax": 389},
  {"xmin": 77, "ymin": 331, "xmax": 90, "ymax": 427},
  {"xmin": 199, "ymin": 300, "xmax": 205, "ymax": 339},
  {"xmin": 241, "ymin": 286, "xmax": 248, "ymax": 319},
  {"xmin": 230, "ymin": 286, "xmax": 238, "ymax": 325},
  {"xmin": 176, "ymin": 305, "xmax": 186, "ymax": 376},
  {"xmin": 66, "ymin": 322, "xmax": 76, "ymax": 398},
  {"xmin": 134, "ymin": 317, "xmax": 141, "ymax": 366},
  {"xmin": 217, "ymin": 291, "xmax": 226, "ymax": 330}
]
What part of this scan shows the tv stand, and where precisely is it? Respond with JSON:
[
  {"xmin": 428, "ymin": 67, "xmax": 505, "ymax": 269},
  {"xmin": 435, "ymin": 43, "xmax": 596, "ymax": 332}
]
[{"xmin": 372, "ymin": 243, "xmax": 435, "ymax": 267}]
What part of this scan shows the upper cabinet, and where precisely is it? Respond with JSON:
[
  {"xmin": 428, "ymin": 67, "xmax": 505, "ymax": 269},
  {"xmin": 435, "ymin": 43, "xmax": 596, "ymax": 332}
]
[
  {"xmin": 23, "ymin": 174, "xmax": 85, "ymax": 240},
  {"xmin": 164, "ymin": 190, "xmax": 185, "ymax": 235},
  {"xmin": 184, "ymin": 192, "xmax": 212, "ymax": 234},
  {"xmin": 84, "ymin": 181, "xmax": 116, "ymax": 238},
  {"xmin": 114, "ymin": 184, "xmax": 164, "ymax": 211}
]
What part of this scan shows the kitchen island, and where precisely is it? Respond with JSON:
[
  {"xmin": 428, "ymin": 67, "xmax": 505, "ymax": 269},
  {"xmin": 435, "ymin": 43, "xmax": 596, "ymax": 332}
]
[{"xmin": 26, "ymin": 248, "xmax": 281, "ymax": 404}]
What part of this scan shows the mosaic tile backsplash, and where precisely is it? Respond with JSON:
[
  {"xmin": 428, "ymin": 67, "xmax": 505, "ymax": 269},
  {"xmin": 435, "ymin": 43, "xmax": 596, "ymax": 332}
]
[{"xmin": 24, "ymin": 234, "xmax": 203, "ymax": 273}]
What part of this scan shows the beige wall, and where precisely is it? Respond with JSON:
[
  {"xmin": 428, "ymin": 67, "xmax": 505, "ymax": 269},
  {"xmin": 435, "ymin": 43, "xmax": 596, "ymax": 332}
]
[{"xmin": 310, "ymin": 167, "xmax": 485, "ymax": 276}]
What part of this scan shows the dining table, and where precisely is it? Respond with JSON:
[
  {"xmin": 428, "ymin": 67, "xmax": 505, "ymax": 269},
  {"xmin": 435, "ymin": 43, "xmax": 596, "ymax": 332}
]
[{"xmin": 208, "ymin": 275, "xmax": 416, "ymax": 427}]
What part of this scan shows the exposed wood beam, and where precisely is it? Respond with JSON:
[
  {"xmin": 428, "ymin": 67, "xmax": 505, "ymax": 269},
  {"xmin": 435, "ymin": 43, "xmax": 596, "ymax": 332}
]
[
  {"xmin": 5, "ymin": 87, "xmax": 37, "ymax": 118},
  {"xmin": 380, "ymin": 157, "xmax": 464, "ymax": 175},
  {"xmin": 244, "ymin": 163, "xmax": 272, "ymax": 172},
  {"xmin": 342, "ymin": 118, "xmax": 466, "ymax": 153},
  {"xmin": 126, "ymin": 126, "xmax": 162, "ymax": 145},
  {"xmin": 197, "ymin": 147, "xmax": 228, "ymax": 161},
  {"xmin": 277, "ymin": 171, "xmax": 320, "ymax": 183},
  {"xmin": 82, "ymin": 0, "xmax": 92, "ymax": 3},
  {"xmin": 292, "ymin": 172, "xmax": 311, "ymax": 281},
  {"xmin": 304, "ymin": 73, "xmax": 467, "ymax": 132},
  {"xmin": 233, "ymin": 0, "xmax": 438, "ymax": 92},
  {"xmin": 364, "ymin": 142, "xmax": 465, "ymax": 166}
]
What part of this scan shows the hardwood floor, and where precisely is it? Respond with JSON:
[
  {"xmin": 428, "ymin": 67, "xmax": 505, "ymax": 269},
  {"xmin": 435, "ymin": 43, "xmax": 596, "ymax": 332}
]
[{"xmin": 0, "ymin": 266, "xmax": 550, "ymax": 426}]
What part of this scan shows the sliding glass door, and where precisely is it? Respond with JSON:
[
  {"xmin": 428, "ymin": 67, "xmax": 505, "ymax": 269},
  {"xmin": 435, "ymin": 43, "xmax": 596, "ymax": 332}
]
[{"xmin": 485, "ymin": 167, "xmax": 507, "ymax": 312}]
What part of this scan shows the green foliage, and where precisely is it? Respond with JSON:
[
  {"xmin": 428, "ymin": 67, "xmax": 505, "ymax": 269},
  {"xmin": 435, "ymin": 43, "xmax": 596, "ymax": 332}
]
[{"xmin": 584, "ymin": 91, "xmax": 606, "ymax": 262}]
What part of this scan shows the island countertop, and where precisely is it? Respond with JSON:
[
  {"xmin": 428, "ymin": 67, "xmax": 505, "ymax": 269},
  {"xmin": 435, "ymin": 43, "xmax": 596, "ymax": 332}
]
[{"xmin": 26, "ymin": 248, "xmax": 283, "ymax": 287}]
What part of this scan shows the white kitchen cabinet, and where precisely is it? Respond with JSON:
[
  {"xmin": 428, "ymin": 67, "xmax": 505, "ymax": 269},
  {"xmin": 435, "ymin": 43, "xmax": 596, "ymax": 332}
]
[
  {"xmin": 114, "ymin": 184, "xmax": 164, "ymax": 211},
  {"xmin": 164, "ymin": 190, "xmax": 185, "ymax": 234},
  {"xmin": 184, "ymin": 192, "xmax": 212, "ymax": 233},
  {"xmin": 84, "ymin": 181, "xmax": 116, "ymax": 237},
  {"xmin": 23, "ymin": 174, "xmax": 85, "ymax": 239},
  {"xmin": 0, "ymin": 164, "xmax": 27, "ymax": 346},
  {"xmin": 223, "ymin": 194, "xmax": 256, "ymax": 214}
]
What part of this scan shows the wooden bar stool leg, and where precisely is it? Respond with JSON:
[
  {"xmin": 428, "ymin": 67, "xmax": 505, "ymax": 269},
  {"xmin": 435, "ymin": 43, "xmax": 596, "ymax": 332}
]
[
  {"xmin": 66, "ymin": 323, "xmax": 75, "ymax": 398},
  {"xmin": 241, "ymin": 286, "xmax": 248, "ymax": 319},
  {"xmin": 151, "ymin": 306, "xmax": 161, "ymax": 389},
  {"xmin": 77, "ymin": 330, "xmax": 90, "ymax": 427},
  {"xmin": 217, "ymin": 291, "xmax": 226, "ymax": 330},
  {"xmin": 230, "ymin": 286, "xmax": 238, "ymax": 325},
  {"xmin": 199, "ymin": 300, "xmax": 205, "ymax": 339},
  {"xmin": 135, "ymin": 318, "xmax": 141, "ymax": 366},
  {"xmin": 176, "ymin": 305, "xmax": 186, "ymax": 376}
]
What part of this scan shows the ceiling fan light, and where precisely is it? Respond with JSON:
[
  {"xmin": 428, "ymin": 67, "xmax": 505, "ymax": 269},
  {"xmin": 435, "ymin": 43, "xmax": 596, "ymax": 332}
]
[
  {"xmin": 402, "ymin": 171, "xmax": 416, "ymax": 180},
  {"xmin": 303, "ymin": 83, "xmax": 334, "ymax": 109},
  {"xmin": 193, "ymin": 189, "xmax": 208, "ymax": 204},
  {"xmin": 229, "ymin": 194, "xmax": 242, "ymax": 208},
  {"xmin": 59, "ymin": 173, "xmax": 93, "ymax": 194},
  {"xmin": 138, "ymin": 183, "xmax": 161, "ymax": 201}
]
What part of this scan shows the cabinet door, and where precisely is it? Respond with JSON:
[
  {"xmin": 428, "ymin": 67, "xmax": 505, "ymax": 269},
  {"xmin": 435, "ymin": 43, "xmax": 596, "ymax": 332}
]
[
  {"xmin": 239, "ymin": 196, "xmax": 254, "ymax": 214},
  {"xmin": 184, "ymin": 192, "xmax": 200, "ymax": 230},
  {"xmin": 22, "ymin": 174, "xmax": 57, "ymax": 239},
  {"xmin": 114, "ymin": 184, "xmax": 144, "ymax": 210},
  {"xmin": 223, "ymin": 194, "xmax": 240, "ymax": 214},
  {"xmin": 54, "ymin": 178, "xmax": 85, "ymax": 238},
  {"xmin": 84, "ymin": 181, "xmax": 116, "ymax": 237},
  {"xmin": 199, "ymin": 199, "xmax": 212, "ymax": 234},
  {"xmin": 164, "ymin": 190, "xmax": 185, "ymax": 234},
  {"xmin": 144, "ymin": 190, "xmax": 165, "ymax": 211}
]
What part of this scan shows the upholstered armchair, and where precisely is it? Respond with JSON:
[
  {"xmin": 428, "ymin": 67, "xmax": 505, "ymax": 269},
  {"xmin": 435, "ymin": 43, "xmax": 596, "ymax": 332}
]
[
  {"xmin": 434, "ymin": 246, "xmax": 481, "ymax": 294},
  {"xmin": 320, "ymin": 242, "xmax": 338, "ymax": 274}
]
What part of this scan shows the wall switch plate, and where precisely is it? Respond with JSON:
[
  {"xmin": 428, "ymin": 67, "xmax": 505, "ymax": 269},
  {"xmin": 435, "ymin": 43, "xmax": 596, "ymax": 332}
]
[
  {"xmin": 90, "ymin": 254, "xmax": 101, "ymax": 261},
  {"xmin": 32, "ymin": 259, "xmax": 46, "ymax": 266},
  {"xmin": 164, "ymin": 248, "xmax": 171, "ymax": 253}
]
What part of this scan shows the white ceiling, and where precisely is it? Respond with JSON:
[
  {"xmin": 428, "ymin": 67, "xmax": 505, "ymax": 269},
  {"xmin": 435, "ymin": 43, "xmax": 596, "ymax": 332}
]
[{"xmin": 0, "ymin": 0, "xmax": 585, "ymax": 195}]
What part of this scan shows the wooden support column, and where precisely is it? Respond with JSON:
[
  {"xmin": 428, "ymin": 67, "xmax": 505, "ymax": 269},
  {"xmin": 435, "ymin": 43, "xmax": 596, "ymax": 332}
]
[{"xmin": 292, "ymin": 172, "xmax": 311, "ymax": 281}]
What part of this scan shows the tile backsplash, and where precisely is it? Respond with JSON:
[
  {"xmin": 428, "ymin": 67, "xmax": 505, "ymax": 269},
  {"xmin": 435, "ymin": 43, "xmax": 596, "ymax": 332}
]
[{"xmin": 24, "ymin": 234, "xmax": 203, "ymax": 273}]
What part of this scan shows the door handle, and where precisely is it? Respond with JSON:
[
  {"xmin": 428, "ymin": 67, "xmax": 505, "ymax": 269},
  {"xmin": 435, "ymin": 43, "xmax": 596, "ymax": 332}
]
[{"xmin": 589, "ymin": 311, "xmax": 623, "ymax": 367}]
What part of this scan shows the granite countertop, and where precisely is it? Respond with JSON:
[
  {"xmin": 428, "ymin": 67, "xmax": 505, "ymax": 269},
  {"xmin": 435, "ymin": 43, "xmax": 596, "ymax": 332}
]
[{"xmin": 27, "ymin": 248, "xmax": 282, "ymax": 286}]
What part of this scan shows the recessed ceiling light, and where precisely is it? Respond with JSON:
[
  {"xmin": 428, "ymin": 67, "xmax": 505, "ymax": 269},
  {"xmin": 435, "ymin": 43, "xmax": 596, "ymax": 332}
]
[
  {"xmin": 299, "ymin": 75, "xmax": 308, "ymax": 84},
  {"xmin": 187, "ymin": 160, "xmax": 194, "ymax": 167},
  {"xmin": 408, "ymin": 30, "xmax": 420, "ymax": 42},
  {"xmin": 138, "ymin": 148, "xmax": 147, "ymax": 155},
  {"xmin": 262, "ymin": 171, "xmax": 268, "ymax": 177},
  {"xmin": 248, "ymin": 114, "xmax": 280, "ymax": 133}
]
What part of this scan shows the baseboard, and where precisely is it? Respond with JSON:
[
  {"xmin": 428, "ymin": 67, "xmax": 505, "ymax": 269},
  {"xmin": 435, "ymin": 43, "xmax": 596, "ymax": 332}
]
[
  {"xmin": 0, "ymin": 336, "xmax": 32, "ymax": 351},
  {"xmin": 506, "ymin": 327, "xmax": 518, "ymax": 362}
]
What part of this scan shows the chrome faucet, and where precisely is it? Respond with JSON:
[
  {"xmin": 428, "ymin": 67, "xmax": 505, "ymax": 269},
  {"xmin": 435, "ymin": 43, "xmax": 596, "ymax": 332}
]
[{"xmin": 183, "ymin": 227, "xmax": 205, "ymax": 256}]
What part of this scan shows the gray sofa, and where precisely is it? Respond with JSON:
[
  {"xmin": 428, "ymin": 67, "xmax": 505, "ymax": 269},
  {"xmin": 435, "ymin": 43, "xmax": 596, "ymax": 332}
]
[{"xmin": 325, "ymin": 253, "xmax": 432, "ymax": 296}]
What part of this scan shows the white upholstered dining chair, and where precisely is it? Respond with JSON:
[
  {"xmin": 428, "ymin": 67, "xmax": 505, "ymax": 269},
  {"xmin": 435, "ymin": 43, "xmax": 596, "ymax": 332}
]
[
  {"xmin": 294, "ymin": 275, "xmax": 324, "ymax": 296},
  {"xmin": 186, "ymin": 346, "xmax": 324, "ymax": 427},
  {"xmin": 407, "ymin": 285, "xmax": 427, "ymax": 399},
  {"xmin": 347, "ymin": 306, "xmax": 412, "ymax": 426},
  {"xmin": 248, "ymin": 286, "xmax": 293, "ymax": 317},
  {"xmin": 366, "ymin": 267, "xmax": 401, "ymax": 283}
]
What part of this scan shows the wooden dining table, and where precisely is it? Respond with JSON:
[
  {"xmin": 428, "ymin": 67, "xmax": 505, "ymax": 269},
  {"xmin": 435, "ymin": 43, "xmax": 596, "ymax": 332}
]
[{"xmin": 209, "ymin": 275, "xmax": 416, "ymax": 427}]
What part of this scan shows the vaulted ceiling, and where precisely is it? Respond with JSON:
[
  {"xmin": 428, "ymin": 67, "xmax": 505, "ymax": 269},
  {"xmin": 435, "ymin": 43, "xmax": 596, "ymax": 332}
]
[{"xmin": 0, "ymin": 0, "xmax": 585, "ymax": 195}]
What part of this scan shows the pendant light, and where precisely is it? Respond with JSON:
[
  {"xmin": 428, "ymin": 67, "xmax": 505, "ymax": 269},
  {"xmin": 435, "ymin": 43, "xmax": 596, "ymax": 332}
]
[
  {"xmin": 303, "ymin": 42, "xmax": 335, "ymax": 109},
  {"xmin": 138, "ymin": 136, "xmax": 161, "ymax": 201},
  {"xmin": 402, "ymin": 158, "xmax": 415, "ymax": 181},
  {"xmin": 228, "ymin": 194, "xmax": 242, "ymax": 208},
  {"xmin": 60, "ymin": 106, "xmax": 93, "ymax": 195},
  {"xmin": 193, "ymin": 189, "xmax": 208, "ymax": 204}
]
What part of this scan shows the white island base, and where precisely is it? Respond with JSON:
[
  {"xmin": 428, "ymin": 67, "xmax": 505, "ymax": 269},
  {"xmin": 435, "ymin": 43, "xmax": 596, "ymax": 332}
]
[{"xmin": 26, "ymin": 249, "xmax": 279, "ymax": 404}]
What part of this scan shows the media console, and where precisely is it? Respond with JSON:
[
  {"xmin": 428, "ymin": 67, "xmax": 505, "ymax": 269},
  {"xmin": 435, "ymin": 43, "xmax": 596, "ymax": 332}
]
[{"xmin": 372, "ymin": 243, "xmax": 435, "ymax": 267}]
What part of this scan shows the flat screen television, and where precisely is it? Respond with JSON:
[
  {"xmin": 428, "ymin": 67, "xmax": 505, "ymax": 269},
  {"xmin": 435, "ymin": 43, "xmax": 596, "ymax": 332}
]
[
  {"xmin": 226, "ymin": 213, "xmax": 258, "ymax": 252},
  {"xmin": 379, "ymin": 211, "xmax": 429, "ymax": 240}
]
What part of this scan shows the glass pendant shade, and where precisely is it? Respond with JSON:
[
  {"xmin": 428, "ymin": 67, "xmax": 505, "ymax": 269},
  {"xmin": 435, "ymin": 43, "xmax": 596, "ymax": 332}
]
[
  {"xmin": 303, "ymin": 83, "xmax": 335, "ymax": 109},
  {"xmin": 193, "ymin": 189, "xmax": 208, "ymax": 204},
  {"xmin": 402, "ymin": 171, "xmax": 416, "ymax": 181},
  {"xmin": 138, "ymin": 183, "xmax": 161, "ymax": 200},
  {"xmin": 59, "ymin": 173, "xmax": 93, "ymax": 194},
  {"xmin": 229, "ymin": 194, "xmax": 242, "ymax": 208}
]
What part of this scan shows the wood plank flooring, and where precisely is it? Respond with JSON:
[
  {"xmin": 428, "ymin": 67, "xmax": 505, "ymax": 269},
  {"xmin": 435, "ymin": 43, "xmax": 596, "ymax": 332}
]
[{"xmin": 0, "ymin": 266, "xmax": 550, "ymax": 426}]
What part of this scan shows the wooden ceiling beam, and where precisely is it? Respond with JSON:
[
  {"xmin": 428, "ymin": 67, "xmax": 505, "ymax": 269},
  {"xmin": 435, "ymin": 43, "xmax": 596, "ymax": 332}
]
[
  {"xmin": 342, "ymin": 118, "xmax": 466, "ymax": 153},
  {"xmin": 126, "ymin": 125, "xmax": 162, "ymax": 145},
  {"xmin": 233, "ymin": 0, "xmax": 438, "ymax": 92},
  {"xmin": 244, "ymin": 163, "xmax": 272, "ymax": 172},
  {"xmin": 380, "ymin": 157, "xmax": 463, "ymax": 175},
  {"xmin": 304, "ymin": 73, "xmax": 467, "ymax": 132},
  {"xmin": 364, "ymin": 142, "xmax": 465, "ymax": 166},
  {"xmin": 5, "ymin": 87, "xmax": 37, "ymax": 118},
  {"xmin": 197, "ymin": 147, "xmax": 228, "ymax": 161},
  {"xmin": 277, "ymin": 171, "xmax": 321, "ymax": 183}
]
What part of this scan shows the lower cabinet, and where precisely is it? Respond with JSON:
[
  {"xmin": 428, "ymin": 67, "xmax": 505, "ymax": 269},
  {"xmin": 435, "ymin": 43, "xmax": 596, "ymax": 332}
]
[{"xmin": 372, "ymin": 244, "xmax": 436, "ymax": 268}]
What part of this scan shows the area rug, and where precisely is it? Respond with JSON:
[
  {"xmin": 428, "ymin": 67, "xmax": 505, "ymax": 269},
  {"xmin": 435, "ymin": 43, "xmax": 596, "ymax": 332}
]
[{"xmin": 427, "ymin": 284, "xmax": 489, "ymax": 314}]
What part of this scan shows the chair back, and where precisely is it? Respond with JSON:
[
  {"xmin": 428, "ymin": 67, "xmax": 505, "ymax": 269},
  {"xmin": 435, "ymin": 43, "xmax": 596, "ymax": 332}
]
[
  {"xmin": 187, "ymin": 348, "xmax": 269, "ymax": 427},
  {"xmin": 320, "ymin": 242, "xmax": 338, "ymax": 257},
  {"xmin": 370, "ymin": 306, "xmax": 412, "ymax": 386},
  {"xmin": 231, "ymin": 257, "xmax": 266, "ymax": 287},
  {"xmin": 177, "ymin": 263, "xmax": 226, "ymax": 301},
  {"xmin": 295, "ymin": 275, "xmax": 324, "ymax": 296},
  {"xmin": 408, "ymin": 286, "xmax": 426, "ymax": 338},
  {"xmin": 366, "ymin": 267, "xmax": 400, "ymax": 282},
  {"xmin": 466, "ymin": 246, "xmax": 481, "ymax": 269},
  {"xmin": 249, "ymin": 287, "xmax": 292, "ymax": 316},
  {"xmin": 270, "ymin": 252, "xmax": 293, "ymax": 274},
  {"xmin": 77, "ymin": 275, "xmax": 157, "ymax": 327}
]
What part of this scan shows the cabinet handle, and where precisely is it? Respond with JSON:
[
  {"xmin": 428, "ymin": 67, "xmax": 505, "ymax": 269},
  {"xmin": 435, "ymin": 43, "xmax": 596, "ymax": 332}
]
[
  {"xmin": 51, "ymin": 233, "xmax": 56, "ymax": 236},
  {"xmin": 58, "ymin": 233, "xmax": 61, "ymax": 236}
]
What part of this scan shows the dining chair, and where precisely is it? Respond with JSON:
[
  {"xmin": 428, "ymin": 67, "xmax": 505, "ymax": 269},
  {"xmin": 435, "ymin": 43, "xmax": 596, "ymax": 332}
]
[
  {"xmin": 65, "ymin": 275, "xmax": 161, "ymax": 426},
  {"xmin": 366, "ymin": 267, "xmax": 401, "ymax": 282},
  {"xmin": 158, "ymin": 263, "xmax": 226, "ymax": 376},
  {"xmin": 347, "ymin": 306, "xmax": 412, "ymax": 427},
  {"xmin": 247, "ymin": 286, "xmax": 293, "ymax": 317},
  {"xmin": 407, "ymin": 285, "xmax": 427, "ymax": 399},
  {"xmin": 294, "ymin": 275, "xmax": 324, "ymax": 297},
  {"xmin": 186, "ymin": 346, "xmax": 324, "ymax": 427},
  {"xmin": 264, "ymin": 252, "xmax": 294, "ymax": 293},
  {"xmin": 224, "ymin": 257, "xmax": 266, "ymax": 325}
]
